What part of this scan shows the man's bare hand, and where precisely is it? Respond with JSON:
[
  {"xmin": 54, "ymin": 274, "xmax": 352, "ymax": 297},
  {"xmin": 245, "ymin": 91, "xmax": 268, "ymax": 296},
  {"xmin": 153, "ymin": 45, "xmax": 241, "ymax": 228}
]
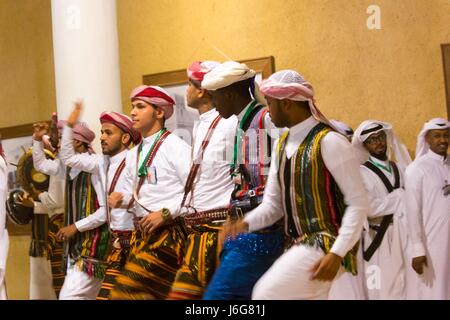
[
  {"xmin": 412, "ymin": 256, "xmax": 427, "ymax": 275},
  {"xmin": 67, "ymin": 101, "xmax": 83, "ymax": 128},
  {"xmin": 29, "ymin": 184, "xmax": 41, "ymax": 200},
  {"xmin": 310, "ymin": 252, "xmax": 342, "ymax": 282},
  {"xmin": 108, "ymin": 192, "xmax": 123, "ymax": 209},
  {"xmin": 33, "ymin": 122, "xmax": 49, "ymax": 141},
  {"xmin": 57, "ymin": 224, "xmax": 79, "ymax": 241},
  {"xmin": 220, "ymin": 217, "xmax": 249, "ymax": 242},
  {"xmin": 18, "ymin": 192, "xmax": 34, "ymax": 208},
  {"xmin": 139, "ymin": 211, "xmax": 165, "ymax": 234}
]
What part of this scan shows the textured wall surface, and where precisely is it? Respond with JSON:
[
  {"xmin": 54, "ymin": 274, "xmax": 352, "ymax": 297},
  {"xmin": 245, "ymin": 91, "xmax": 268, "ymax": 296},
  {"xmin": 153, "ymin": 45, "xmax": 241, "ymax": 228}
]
[
  {"xmin": 117, "ymin": 0, "xmax": 450, "ymax": 152},
  {"xmin": 0, "ymin": 0, "xmax": 55, "ymax": 127}
]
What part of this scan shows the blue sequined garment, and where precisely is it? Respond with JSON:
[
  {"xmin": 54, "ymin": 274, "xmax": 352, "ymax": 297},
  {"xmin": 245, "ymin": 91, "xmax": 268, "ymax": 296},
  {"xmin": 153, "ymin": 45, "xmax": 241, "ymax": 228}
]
[{"xmin": 203, "ymin": 229, "xmax": 285, "ymax": 300}]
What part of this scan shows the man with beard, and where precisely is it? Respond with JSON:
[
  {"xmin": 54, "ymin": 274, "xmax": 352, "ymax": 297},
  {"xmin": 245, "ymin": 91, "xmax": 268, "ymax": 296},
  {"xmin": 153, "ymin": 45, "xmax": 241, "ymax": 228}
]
[
  {"xmin": 57, "ymin": 103, "xmax": 141, "ymax": 299},
  {"xmin": 351, "ymin": 120, "xmax": 411, "ymax": 299},
  {"xmin": 405, "ymin": 118, "xmax": 450, "ymax": 299},
  {"xmin": 222, "ymin": 70, "xmax": 368, "ymax": 299}
]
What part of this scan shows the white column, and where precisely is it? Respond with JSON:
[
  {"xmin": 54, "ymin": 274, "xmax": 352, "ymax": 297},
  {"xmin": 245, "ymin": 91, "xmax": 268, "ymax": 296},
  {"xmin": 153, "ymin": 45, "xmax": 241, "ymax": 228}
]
[{"xmin": 51, "ymin": 0, "xmax": 122, "ymax": 152}]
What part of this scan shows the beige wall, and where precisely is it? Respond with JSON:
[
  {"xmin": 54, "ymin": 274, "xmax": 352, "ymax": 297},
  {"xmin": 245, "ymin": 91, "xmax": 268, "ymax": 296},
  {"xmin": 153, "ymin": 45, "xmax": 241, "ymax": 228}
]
[
  {"xmin": 117, "ymin": 0, "xmax": 450, "ymax": 152},
  {"xmin": 1, "ymin": 0, "xmax": 450, "ymax": 299},
  {"xmin": 0, "ymin": 0, "xmax": 55, "ymax": 128}
]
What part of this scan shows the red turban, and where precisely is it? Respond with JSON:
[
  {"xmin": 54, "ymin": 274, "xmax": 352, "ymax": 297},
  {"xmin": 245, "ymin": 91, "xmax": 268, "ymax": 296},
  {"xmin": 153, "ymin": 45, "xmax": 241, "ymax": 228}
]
[
  {"xmin": 72, "ymin": 122, "xmax": 95, "ymax": 144},
  {"xmin": 187, "ymin": 61, "xmax": 220, "ymax": 83},
  {"xmin": 100, "ymin": 111, "xmax": 141, "ymax": 144},
  {"xmin": 130, "ymin": 85, "xmax": 175, "ymax": 119}
]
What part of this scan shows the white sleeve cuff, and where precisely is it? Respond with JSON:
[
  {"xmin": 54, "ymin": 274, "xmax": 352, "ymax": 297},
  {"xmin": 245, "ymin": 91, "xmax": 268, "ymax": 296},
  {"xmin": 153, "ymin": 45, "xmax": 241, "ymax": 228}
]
[
  {"xmin": 74, "ymin": 220, "xmax": 87, "ymax": 233},
  {"xmin": 412, "ymin": 242, "xmax": 426, "ymax": 258}
]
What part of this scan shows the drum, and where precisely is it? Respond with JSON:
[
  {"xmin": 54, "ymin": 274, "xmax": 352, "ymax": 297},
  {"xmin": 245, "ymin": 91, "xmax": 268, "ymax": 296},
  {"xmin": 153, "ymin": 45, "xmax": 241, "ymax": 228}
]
[
  {"xmin": 5, "ymin": 189, "xmax": 33, "ymax": 225},
  {"xmin": 16, "ymin": 147, "xmax": 55, "ymax": 194},
  {"xmin": 5, "ymin": 147, "xmax": 55, "ymax": 225}
]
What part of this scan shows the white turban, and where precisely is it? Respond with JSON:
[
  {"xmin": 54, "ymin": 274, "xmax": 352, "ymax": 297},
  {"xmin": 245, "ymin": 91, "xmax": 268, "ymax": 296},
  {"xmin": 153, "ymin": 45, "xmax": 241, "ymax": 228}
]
[
  {"xmin": 201, "ymin": 61, "xmax": 256, "ymax": 91},
  {"xmin": 352, "ymin": 120, "xmax": 412, "ymax": 171},
  {"xmin": 415, "ymin": 117, "xmax": 450, "ymax": 158},
  {"xmin": 259, "ymin": 70, "xmax": 339, "ymax": 131}
]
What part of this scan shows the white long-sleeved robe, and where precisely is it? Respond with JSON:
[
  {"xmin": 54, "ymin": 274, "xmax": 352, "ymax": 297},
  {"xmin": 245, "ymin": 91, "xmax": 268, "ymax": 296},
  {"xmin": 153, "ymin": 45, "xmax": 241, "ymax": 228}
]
[
  {"xmin": 244, "ymin": 117, "xmax": 369, "ymax": 300},
  {"xmin": 405, "ymin": 150, "xmax": 450, "ymax": 300},
  {"xmin": 33, "ymin": 138, "xmax": 105, "ymax": 300},
  {"xmin": 29, "ymin": 141, "xmax": 66, "ymax": 300},
  {"xmin": 59, "ymin": 126, "xmax": 134, "ymax": 232},
  {"xmin": 360, "ymin": 157, "xmax": 407, "ymax": 299},
  {"xmin": 187, "ymin": 108, "xmax": 237, "ymax": 211},
  {"xmin": 119, "ymin": 131, "xmax": 191, "ymax": 219}
]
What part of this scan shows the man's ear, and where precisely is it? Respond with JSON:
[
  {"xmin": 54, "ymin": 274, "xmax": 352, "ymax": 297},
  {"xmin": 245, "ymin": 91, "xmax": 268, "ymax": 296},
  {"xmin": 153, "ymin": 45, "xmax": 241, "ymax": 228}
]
[
  {"xmin": 198, "ymin": 88, "xmax": 207, "ymax": 99},
  {"xmin": 121, "ymin": 133, "xmax": 131, "ymax": 146},
  {"xmin": 155, "ymin": 107, "xmax": 165, "ymax": 120}
]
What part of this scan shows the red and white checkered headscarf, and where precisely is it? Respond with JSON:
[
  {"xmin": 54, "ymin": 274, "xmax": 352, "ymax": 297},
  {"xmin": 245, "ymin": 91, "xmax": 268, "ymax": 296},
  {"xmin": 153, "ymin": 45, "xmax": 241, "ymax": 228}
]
[
  {"xmin": 260, "ymin": 70, "xmax": 336, "ymax": 130},
  {"xmin": 187, "ymin": 61, "xmax": 220, "ymax": 83},
  {"xmin": 100, "ymin": 111, "xmax": 141, "ymax": 145},
  {"xmin": 130, "ymin": 85, "xmax": 175, "ymax": 119}
]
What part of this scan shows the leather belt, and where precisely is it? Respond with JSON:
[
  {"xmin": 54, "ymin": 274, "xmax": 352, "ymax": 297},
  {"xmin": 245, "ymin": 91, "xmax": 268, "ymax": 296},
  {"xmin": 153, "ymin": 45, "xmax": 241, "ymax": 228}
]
[
  {"xmin": 110, "ymin": 229, "xmax": 133, "ymax": 249},
  {"xmin": 183, "ymin": 208, "xmax": 231, "ymax": 226}
]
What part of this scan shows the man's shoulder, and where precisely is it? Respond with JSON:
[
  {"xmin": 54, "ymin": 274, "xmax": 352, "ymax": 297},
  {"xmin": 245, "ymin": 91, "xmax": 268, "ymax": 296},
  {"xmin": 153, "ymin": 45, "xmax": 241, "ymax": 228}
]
[
  {"xmin": 406, "ymin": 157, "xmax": 429, "ymax": 175},
  {"xmin": 218, "ymin": 114, "xmax": 238, "ymax": 130},
  {"xmin": 164, "ymin": 133, "xmax": 191, "ymax": 152},
  {"xmin": 321, "ymin": 130, "xmax": 351, "ymax": 148}
]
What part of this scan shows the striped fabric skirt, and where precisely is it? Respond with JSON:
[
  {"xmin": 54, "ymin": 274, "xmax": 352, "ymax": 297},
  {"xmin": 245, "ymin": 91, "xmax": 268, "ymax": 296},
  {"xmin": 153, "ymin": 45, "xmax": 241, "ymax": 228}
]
[
  {"xmin": 168, "ymin": 224, "xmax": 222, "ymax": 300},
  {"xmin": 29, "ymin": 214, "xmax": 49, "ymax": 258},
  {"xmin": 47, "ymin": 213, "xmax": 65, "ymax": 298},
  {"xmin": 109, "ymin": 221, "xmax": 186, "ymax": 300},
  {"xmin": 96, "ymin": 230, "xmax": 133, "ymax": 300}
]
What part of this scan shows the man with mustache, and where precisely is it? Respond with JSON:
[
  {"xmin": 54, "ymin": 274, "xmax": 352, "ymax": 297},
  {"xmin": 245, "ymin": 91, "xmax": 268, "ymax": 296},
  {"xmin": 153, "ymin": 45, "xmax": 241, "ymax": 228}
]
[
  {"xmin": 351, "ymin": 120, "xmax": 411, "ymax": 299},
  {"xmin": 405, "ymin": 118, "xmax": 450, "ymax": 299},
  {"xmin": 57, "ymin": 103, "xmax": 141, "ymax": 299}
]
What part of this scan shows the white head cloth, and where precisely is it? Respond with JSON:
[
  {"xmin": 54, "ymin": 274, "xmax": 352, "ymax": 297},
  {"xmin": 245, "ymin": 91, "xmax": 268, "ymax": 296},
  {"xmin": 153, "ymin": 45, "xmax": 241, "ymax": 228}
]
[
  {"xmin": 352, "ymin": 120, "xmax": 412, "ymax": 170},
  {"xmin": 415, "ymin": 117, "xmax": 450, "ymax": 158},
  {"xmin": 330, "ymin": 120, "xmax": 354, "ymax": 139},
  {"xmin": 259, "ymin": 69, "xmax": 339, "ymax": 131},
  {"xmin": 201, "ymin": 60, "xmax": 267, "ymax": 104}
]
